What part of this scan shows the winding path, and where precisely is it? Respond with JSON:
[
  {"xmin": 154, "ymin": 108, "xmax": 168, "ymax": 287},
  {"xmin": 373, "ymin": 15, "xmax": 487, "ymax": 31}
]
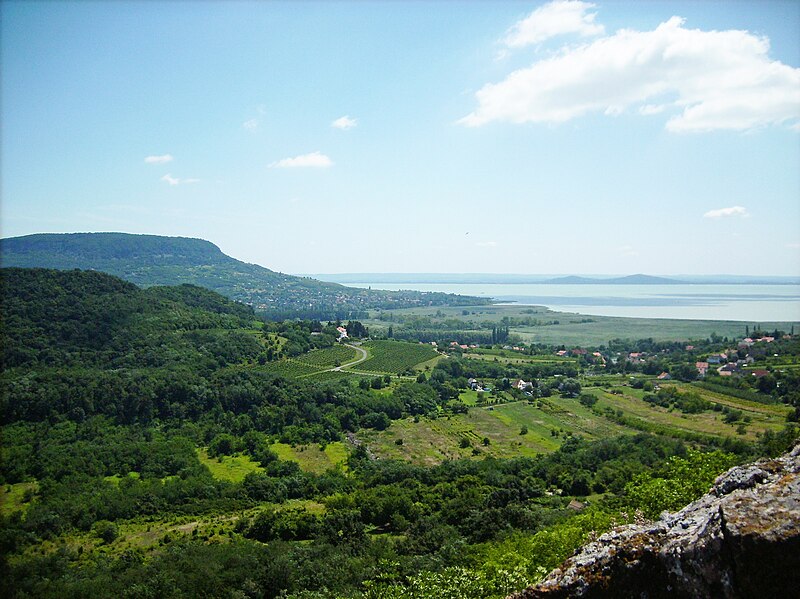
[{"xmin": 332, "ymin": 343, "xmax": 368, "ymax": 371}]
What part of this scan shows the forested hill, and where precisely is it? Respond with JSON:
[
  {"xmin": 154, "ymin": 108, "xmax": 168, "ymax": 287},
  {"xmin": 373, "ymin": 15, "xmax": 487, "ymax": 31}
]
[
  {"xmin": 0, "ymin": 267, "xmax": 258, "ymax": 371},
  {"xmin": 0, "ymin": 233, "xmax": 488, "ymax": 319}
]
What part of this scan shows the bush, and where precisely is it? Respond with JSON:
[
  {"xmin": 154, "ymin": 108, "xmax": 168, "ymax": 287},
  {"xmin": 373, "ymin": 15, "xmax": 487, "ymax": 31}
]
[{"xmin": 93, "ymin": 520, "xmax": 118, "ymax": 544}]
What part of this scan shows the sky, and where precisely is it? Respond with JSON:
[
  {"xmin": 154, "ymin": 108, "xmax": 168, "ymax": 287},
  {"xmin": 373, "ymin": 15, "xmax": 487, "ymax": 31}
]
[{"xmin": 2, "ymin": 0, "xmax": 799, "ymax": 276}]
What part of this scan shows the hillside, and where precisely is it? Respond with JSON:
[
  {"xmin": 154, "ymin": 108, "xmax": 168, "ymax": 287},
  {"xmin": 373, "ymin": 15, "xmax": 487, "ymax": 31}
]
[
  {"xmin": 2, "ymin": 268, "xmax": 798, "ymax": 598},
  {"xmin": 0, "ymin": 233, "xmax": 489, "ymax": 318},
  {"xmin": 511, "ymin": 444, "xmax": 800, "ymax": 598},
  {"xmin": 0, "ymin": 267, "xmax": 260, "ymax": 372}
]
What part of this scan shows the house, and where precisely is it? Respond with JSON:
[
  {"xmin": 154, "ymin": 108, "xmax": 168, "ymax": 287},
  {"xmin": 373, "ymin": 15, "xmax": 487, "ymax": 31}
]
[
  {"xmin": 707, "ymin": 354, "xmax": 724, "ymax": 365},
  {"xmin": 336, "ymin": 326, "xmax": 348, "ymax": 341},
  {"xmin": 513, "ymin": 379, "xmax": 532, "ymax": 391},
  {"xmin": 657, "ymin": 372, "xmax": 672, "ymax": 380},
  {"xmin": 696, "ymin": 362, "xmax": 709, "ymax": 377},
  {"xmin": 685, "ymin": 345, "xmax": 695, "ymax": 351},
  {"xmin": 567, "ymin": 499, "xmax": 585, "ymax": 511},
  {"xmin": 751, "ymin": 369, "xmax": 770, "ymax": 378},
  {"xmin": 468, "ymin": 378, "xmax": 479, "ymax": 390},
  {"xmin": 556, "ymin": 350, "xmax": 568, "ymax": 357},
  {"xmin": 571, "ymin": 348, "xmax": 588, "ymax": 357},
  {"xmin": 718, "ymin": 363, "xmax": 740, "ymax": 376}
]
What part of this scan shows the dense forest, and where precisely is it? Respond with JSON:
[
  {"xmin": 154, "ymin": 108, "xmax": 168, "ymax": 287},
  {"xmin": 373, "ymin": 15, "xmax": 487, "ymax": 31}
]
[
  {"xmin": 1, "ymin": 268, "xmax": 796, "ymax": 598},
  {"xmin": 0, "ymin": 233, "xmax": 490, "ymax": 319}
]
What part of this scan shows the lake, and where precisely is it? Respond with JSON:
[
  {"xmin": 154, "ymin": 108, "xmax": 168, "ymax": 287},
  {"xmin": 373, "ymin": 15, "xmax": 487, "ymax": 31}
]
[{"xmin": 339, "ymin": 282, "xmax": 800, "ymax": 322}]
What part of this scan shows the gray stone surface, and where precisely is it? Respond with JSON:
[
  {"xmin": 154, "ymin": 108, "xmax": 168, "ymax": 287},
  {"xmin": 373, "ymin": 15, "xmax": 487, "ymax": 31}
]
[{"xmin": 508, "ymin": 445, "xmax": 800, "ymax": 598}]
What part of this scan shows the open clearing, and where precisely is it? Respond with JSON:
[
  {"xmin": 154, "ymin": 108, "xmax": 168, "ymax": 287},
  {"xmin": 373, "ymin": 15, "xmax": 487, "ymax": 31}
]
[
  {"xmin": 197, "ymin": 449, "xmax": 262, "ymax": 482},
  {"xmin": 271, "ymin": 441, "xmax": 349, "ymax": 473},
  {"xmin": 585, "ymin": 384, "xmax": 790, "ymax": 441}
]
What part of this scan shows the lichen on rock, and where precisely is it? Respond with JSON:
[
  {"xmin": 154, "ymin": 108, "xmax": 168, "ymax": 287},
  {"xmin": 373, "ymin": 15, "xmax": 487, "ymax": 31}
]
[{"xmin": 509, "ymin": 444, "xmax": 800, "ymax": 598}]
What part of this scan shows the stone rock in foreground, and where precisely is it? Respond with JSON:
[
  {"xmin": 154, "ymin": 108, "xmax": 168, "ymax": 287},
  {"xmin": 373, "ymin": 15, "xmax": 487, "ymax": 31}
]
[{"xmin": 509, "ymin": 444, "xmax": 800, "ymax": 598}]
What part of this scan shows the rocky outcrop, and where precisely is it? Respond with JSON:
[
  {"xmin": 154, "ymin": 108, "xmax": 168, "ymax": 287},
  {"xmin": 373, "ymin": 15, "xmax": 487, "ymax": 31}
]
[{"xmin": 510, "ymin": 444, "xmax": 800, "ymax": 598}]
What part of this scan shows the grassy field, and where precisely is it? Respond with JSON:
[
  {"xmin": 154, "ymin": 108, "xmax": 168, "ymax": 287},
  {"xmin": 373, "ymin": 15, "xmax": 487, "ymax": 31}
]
[
  {"xmin": 0, "ymin": 481, "xmax": 37, "ymax": 515},
  {"xmin": 368, "ymin": 304, "xmax": 797, "ymax": 346},
  {"xmin": 197, "ymin": 449, "xmax": 263, "ymax": 482},
  {"xmin": 461, "ymin": 352, "xmax": 576, "ymax": 366},
  {"xmin": 355, "ymin": 372, "xmax": 793, "ymax": 466},
  {"xmin": 271, "ymin": 442, "xmax": 349, "ymax": 473},
  {"xmin": 356, "ymin": 396, "xmax": 634, "ymax": 466},
  {"xmin": 585, "ymin": 384, "xmax": 790, "ymax": 441}
]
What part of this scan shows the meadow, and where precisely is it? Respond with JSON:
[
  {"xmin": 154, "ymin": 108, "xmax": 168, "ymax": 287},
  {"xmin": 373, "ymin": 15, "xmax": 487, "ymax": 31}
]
[{"xmin": 369, "ymin": 304, "xmax": 798, "ymax": 346}]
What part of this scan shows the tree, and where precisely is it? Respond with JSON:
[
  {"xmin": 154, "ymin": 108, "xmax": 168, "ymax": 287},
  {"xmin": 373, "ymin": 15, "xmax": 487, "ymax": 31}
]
[{"xmin": 560, "ymin": 378, "xmax": 581, "ymax": 398}]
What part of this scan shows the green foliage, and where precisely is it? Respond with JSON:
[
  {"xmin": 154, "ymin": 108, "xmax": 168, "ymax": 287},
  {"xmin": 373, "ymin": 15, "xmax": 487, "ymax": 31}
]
[
  {"xmin": 2, "ymin": 267, "xmax": 789, "ymax": 599},
  {"xmin": 624, "ymin": 449, "xmax": 738, "ymax": 518},
  {"xmin": 643, "ymin": 387, "xmax": 711, "ymax": 414},
  {"xmin": 92, "ymin": 520, "xmax": 118, "ymax": 544},
  {"xmin": 1, "ymin": 234, "xmax": 489, "ymax": 320}
]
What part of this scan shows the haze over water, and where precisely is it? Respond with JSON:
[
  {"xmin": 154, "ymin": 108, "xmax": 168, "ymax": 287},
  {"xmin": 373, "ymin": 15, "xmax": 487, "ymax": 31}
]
[{"xmin": 338, "ymin": 282, "xmax": 800, "ymax": 322}]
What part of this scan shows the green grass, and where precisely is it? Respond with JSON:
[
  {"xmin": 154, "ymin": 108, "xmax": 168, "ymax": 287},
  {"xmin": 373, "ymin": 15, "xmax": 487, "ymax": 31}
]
[
  {"xmin": 196, "ymin": 449, "xmax": 263, "ymax": 483},
  {"xmin": 355, "ymin": 373, "xmax": 793, "ymax": 466},
  {"xmin": 586, "ymin": 384, "xmax": 789, "ymax": 441},
  {"xmin": 356, "ymin": 397, "xmax": 634, "ymax": 466},
  {"xmin": 463, "ymin": 352, "xmax": 575, "ymax": 365},
  {"xmin": 103, "ymin": 472, "xmax": 141, "ymax": 486},
  {"xmin": 0, "ymin": 481, "xmax": 37, "ymax": 515},
  {"xmin": 359, "ymin": 340, "xmax": 439, "ymax": 373},
  {"xmin": 271, "ymin": 442, "xmax": 349, "ymax": 474},
  {"xmin": 368, "ymin": 304, "xmax": 798, "ymax": 346}
]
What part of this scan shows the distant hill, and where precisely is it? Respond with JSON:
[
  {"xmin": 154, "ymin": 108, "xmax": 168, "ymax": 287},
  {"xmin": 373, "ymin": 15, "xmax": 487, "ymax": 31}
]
[
  {"xmin": 543, "ymin": 274, "xmax": 684, "ymax": 285},
  {"xmin": 0, "ymin": 233, "xmax": 489, "ymax": 318},
  {"xmin": 0, "ymin": 267, "xmax": 258, "ymax": 370}
]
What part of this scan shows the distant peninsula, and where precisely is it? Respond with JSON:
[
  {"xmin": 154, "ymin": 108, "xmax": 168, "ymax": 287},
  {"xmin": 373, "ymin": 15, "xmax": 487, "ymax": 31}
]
[
  {"xmin": 542, "ymin": 274, "xmax": 684, "ymax": 285},
  {"xmin": 0, "ymin": 233, "xmax": 490, "ymax": 319},
  {"xmin": 309, "ymin": 273, "xmax": 800, "ymax": 285}
]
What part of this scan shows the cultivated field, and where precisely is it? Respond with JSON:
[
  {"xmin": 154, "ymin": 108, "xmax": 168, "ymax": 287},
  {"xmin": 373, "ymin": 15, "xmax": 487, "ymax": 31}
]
[{"xmin": 358, "ymin": 340, "xmax": 439, "ymax": 373}]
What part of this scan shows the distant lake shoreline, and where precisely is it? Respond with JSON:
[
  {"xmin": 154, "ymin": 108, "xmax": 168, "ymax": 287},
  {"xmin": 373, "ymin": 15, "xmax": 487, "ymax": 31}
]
[{"xmin": 336, "ymin": 281, "xmax": 800, "ymax": 322}]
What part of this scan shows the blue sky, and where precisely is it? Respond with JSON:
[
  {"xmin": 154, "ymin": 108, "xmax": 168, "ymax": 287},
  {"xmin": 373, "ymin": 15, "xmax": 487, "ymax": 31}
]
[{"xmin": 2, "ymin": 1, "xmax": 799, "ymax": 276}]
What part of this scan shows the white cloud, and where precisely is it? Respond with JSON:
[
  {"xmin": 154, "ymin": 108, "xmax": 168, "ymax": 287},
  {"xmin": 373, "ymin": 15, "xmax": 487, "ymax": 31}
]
[
  {"xmin": 331, "ymin": 115, "xmax": 358, "ymax": 130},
  {"xmin": 504, "ymin": 1, "xmax": 604, "ymax": 48},
  {"xmin": 639, "ymin": 104, "xmax": 666, "ymax": 115},
  {"xmin": 786, "ymin": 242, "xmax": 800, "ymax": 249},
  {"xmin": 462, "ymin": 16, "xmax": 800, "ymax": 132},
  {"xmin": 145, "ymin": 154, "xmax": 173, "ymax": 164},
  {"xmin": 243, "ymin": 118, "xmax": 259, "ymax": 130},
  {"xmin": 269, "ymin": 151, "xmax": 333, "ymax": 168},
  {"xmin": 476, "ymin": 241, "xmax": 499, "ymax": 247},
  {"xmin": 703, "ymin": 206, "xmax": 749, "ymax": 219},
  {"xmin": 161, "ymin": 174, "xmax": 199, "ymax": 186},
  {"xmin": 617, "ymin": 245, "xmax": 638, "ymax": 257}
]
